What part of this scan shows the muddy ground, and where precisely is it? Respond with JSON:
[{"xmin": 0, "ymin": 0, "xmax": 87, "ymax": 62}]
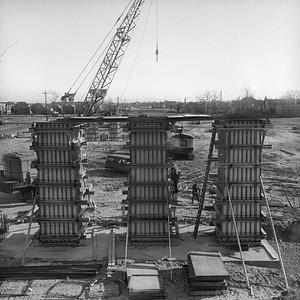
[{"xmin": 0, "ymin": 115, "xmax": 299, "ymax": 299}]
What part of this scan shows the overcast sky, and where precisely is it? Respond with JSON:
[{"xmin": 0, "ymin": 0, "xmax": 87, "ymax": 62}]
[{"xmin": 0, "ymin": 0, "xmax": 299, "ymax": 103}]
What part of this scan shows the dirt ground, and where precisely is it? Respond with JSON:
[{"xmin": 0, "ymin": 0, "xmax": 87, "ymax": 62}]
[{"xmin": 0, "ymin": 115, "xmax": 299, "ymax": 299}]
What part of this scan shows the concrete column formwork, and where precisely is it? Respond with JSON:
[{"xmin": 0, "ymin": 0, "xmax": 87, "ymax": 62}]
[
  {"xmin": 213, "ymin": 119, "xmax": 269, "ymax": 247},
  {"xmin": 125, "ymin": 117, "xmax": 174, "ymax": 243},
  {"xmin": 30, "ymin": 121, "xmax": 93, "ymax": 245}
]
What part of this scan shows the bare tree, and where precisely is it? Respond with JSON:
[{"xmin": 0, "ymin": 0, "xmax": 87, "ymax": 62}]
[
  {"xmin": 196, "ymin": 90, "xmax": 220, "ymax": 114},
  {"xmin": 281, "ymin": 90, "xmax": 300, "ymax": 101},
  {"xmin": 240, "ymin": 86, "xmax": 254, "ymax": 98},
  {"xmin": 49, "ymin": 90, "xmax": 60, "ymax": 102},
  {"xmin": 196, "ymin": 90, "xmax": 219, "ymax": 102}
]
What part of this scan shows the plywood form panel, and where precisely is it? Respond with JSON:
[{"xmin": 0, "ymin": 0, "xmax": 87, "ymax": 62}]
[
  {"xmin": 129, "ymin": 220, "xmax": 169, "ymax": 241},
  {"xmin": 215, "ymin": 220, "xmax": 262, "ymax": 239},
  {"xmin": 38, "ymin": 186, "xmax": 80, "ymax": 201},
  {"xmin": 39, "ymin": 203, "xmax": 81, "ymax": 219},
  {"xmin": 39, "ymin": 221, "xmax": 83, "ymax": 237},
  {"xmin": 129, "ymin": 203, "xmax": 168, "ymax": 217},
  {"xmin": 130, "ymin": 167, "xmax": 167, "ymax": 183},
  {"xmin": 128, "ymin": 186, "xmax": 168, "ymax": 201},
  {"xmin": 214, "ymin": 202, "xmax": 261, "ymax": 218},
  {"xmin": 34, "ymin": 148, "xmax": 84, "ymax": 165},
  {"xmin": 217, "ymin": 184, "xmax": 261, "ymax": 201},
  {"xmin": 131, "ymin": 149, "xmax": 166, "ymax": 164},
  {"xmin": 37, "ymin": 166, "xmax": 85, "ymax": 183},
  {"xmin": 30, "ymin": 122, "xmax": 85, "ymax": 146}
]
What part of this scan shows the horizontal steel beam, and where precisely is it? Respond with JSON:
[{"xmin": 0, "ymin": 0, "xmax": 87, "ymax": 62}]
[{"xmin": 64, "ymin": 114, "xmax": 212, "ymax": 124}]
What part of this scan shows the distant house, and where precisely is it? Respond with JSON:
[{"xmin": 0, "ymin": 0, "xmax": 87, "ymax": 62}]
[
  {"xmin": 265, "ymin": 98, "xmax": 300, "ymax": 117},
  {"xmin": 183, "ymin": 102, "xmax": 207, "ymax": 114},
  {"xmin": 230, "ymin": 97, "xmax": 265, "ymax": 114},
  {"xmin": 275, "ymin": 103, "xmax": 300, "ymax": 117},
  {"xmin": 164, "ymin": 100, "xmax": 178, "ymax": 110},
  {"xmin": 11, "ymin": 102, "xmax": 31, "ymax": 115},
  {"xmin": 0, "ymin": 102, "xmax": 13, "ymax": 115},
  {"xmin": 0, "ymin": 102, "xmax": 7, "ymax": 115},
  {"xmin": 100, "ymin": 102, "xmax": 118, "ymax": 116},
  {"xmin": 31, "ymin": 103, "xmax": 45, "ymax": 115}
]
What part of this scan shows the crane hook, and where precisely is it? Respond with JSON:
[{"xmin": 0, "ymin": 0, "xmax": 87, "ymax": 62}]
[{"xmin": 155, "ymin": 42, "xmax": 159, "ymax": 62}]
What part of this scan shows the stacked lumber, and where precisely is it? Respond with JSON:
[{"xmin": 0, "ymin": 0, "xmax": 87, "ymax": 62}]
[
  {"xmin": 127, "ymin": 263, "xmax": 165, "ymax": 299},
  {"xmin": 0, "ymin": 263, "xmax": 102, "ymax": 280},
  {"xmin": 101, "ymin": 280, "xmax": 120, "ymax": 298},
  {"xmin": 183, "ymin": 251, "xmax": 229, "ymax": 296}
]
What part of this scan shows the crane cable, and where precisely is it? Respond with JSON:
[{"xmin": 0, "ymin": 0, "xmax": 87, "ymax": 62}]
[
  {"xmin": 120, "ymin": 0, "xmax": 154, "ymax": 101},
  {"xmin": 155, "ymin": 0, "xmax": 159, "ymax": 62},
  {"xmin": 77, "ymin": 36, "xmax": 114, "ymax": 100},
  {"xmin": 66, "ymin": 0, "xmax": 134, "ymax": 95}
]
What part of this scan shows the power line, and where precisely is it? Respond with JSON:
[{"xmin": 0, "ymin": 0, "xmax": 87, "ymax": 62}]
[
  {"xmin": 42, "ymin": 90, "xmax": 49, "ymax": 121},
  {"xmin": 76, "ymin": 36, "xmax": 114, "ymax": 95},
  {"xmin": 155, "ymin": 0, "xmax": 159, "ymax": 62},
  {"xmin": 120, "ymin": 0, "xmax": 154, "ymax": 101},
  {"xmin": 66, "ymin": 0, "xmax": 134, "ymax": 95}
]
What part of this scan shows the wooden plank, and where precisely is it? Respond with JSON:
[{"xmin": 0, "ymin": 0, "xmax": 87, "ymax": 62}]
[
  {"xmin": 128, "ymin": 275, "xmax": 163, "ymax": 293},
  {"xmin": 129, "ymin": 293, "xmax": 166, "ymax": 300},
  {"xmin": 190, "ymin": 290, "xmax": 221, "ymax": 296},
  {"xmin": 127, "ymin": 264, "xmax": 158, "ymax": 280},
  {"xmin": 188, "ymin": 281, "xmax": 226, "ymax": 290},
  {"xmin": 261, "ymin": 239, "xmax": 278, "ymax": 260}
]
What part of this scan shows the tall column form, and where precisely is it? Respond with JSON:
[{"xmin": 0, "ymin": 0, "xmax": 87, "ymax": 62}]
[
  {"xmin": 126, "ymin": 117, "xmax": 172, "ymax": 242},
  {"xmin": 30, "ymin": 121, "xmax": 93, "ymax": 244},
  {"xmin": 108, "ymin": 122, "xmax": 122, "ymax": 141},
  {"xmin": 213, "ymin": 119, "xmax": 268, "ymax": 247}
]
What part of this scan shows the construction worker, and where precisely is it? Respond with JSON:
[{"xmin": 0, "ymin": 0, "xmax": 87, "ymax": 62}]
[
  {"xmin": 170, "ymin": 163, "xmax": 181, "ymax": 194},
  {"xmin": 25, "ymin": 171, "xmax": 31, "ymax": 186},
  {"xmin": 192, "ymin": 181, "xmax": 199, "ymax": 204}
]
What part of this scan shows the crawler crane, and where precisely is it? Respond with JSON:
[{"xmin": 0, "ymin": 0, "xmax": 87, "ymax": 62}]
[{"xmin": 62, "ymin": 0, "xmax": 145, "ymax": 116}]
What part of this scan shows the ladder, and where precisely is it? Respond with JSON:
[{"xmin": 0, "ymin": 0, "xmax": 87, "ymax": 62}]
[{"xmin": 193, "ymin": 125, "xmax": 216, "ymax": 238}]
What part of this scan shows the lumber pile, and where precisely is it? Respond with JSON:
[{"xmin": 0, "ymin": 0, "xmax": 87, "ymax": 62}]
[
  {"xmin": 126, "ymin": 263, "xmax": 165, "ymax": 299},
  {"xmin": 183, "ymin": 251, "xmax": 229, "ymax": 296},
  {"xmin": 102, "ymin": 280, "xmax": 120, "ymax": 298},
  {"xmin": 0, "ymin": 263, "xmax": 102, "ymax": 280}
]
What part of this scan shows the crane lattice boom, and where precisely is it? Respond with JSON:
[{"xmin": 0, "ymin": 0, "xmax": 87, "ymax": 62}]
[{"xmin": 81, "ymin": 0, "xmax": 145, "ymax": 116}]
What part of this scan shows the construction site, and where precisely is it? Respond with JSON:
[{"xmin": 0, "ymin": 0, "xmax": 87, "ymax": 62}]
[{"xmin": 0, "ymin": 0, "xmax": 300, "ymax": 299}]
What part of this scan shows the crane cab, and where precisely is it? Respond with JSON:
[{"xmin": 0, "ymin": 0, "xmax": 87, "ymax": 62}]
[
  {"xmin": 168, "ymin": 133, "xmax": 194, "ymax": 160},
  {"xmin": 105, "ymin": 152, "xmax": 130, "ymax": 174}
]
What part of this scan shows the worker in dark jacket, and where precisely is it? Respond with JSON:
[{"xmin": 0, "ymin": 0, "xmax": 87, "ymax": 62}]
[
  {"xmin": 192, "ymin": 181, "xmax": 199, "ymax": 204},
  {"xmin": 170, "ymin": 163, "xmax": 181, "ymax": 193},
  {"xmin": 25, "ymin": 171, "xmax": 31, "ymax": 186}
]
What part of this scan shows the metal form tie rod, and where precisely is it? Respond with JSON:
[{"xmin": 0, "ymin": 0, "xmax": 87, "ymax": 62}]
[
  {"xmin": 167, "ymin": 203, "xmax": 173, "ymax": 282},
  {"xmin": 124, "ymin": 212, "xmax": 130, "ymax": 271},
  {"xmin": 21, "ymin": 187, "xmax": 38, "ymax": 266},
  {"xmin": 225, "ymin": 186, "xmax": 254, "ymax": 296},
  {"xmin": 260, "ymin": 176, "xmax": 289, "ymax": 290}
]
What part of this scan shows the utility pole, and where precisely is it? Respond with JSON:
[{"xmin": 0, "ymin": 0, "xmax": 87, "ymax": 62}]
[
  {"xmin": 116, "ymin": 97, "xmax": 120, "ymax": 116},
  {"xmin": 42, "ymin": 90, "xmax": 49, "ymax": 121}
]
